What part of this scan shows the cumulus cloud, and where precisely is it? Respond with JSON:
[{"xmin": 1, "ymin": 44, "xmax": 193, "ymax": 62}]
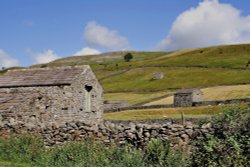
[
  {"xmin": 84, "ymin": 21, "xmax": 129, "ymax": 50},
  {"xmin": 29, "ymin": 49, "xmax": 60, "ymax": 64},
  {"xmin": 156, "ymin": 0, "xmax": 250, "ymax": 51},
  {"xmin": 0, "ymin": 49, "xmax": 19, "ymax": 68},
  {"xmin": 74, "ymin": 47, "xmax": 101, "ymax": 56}
]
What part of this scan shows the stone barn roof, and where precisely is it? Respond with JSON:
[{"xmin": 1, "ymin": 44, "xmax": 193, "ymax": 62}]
[
  {"xmin": 175, "ymin": 89, "xmax": 202, "ymax": 94},
  {"xmin": 0, "ymin": 66, "xmax": 87, "ymax": 88}
]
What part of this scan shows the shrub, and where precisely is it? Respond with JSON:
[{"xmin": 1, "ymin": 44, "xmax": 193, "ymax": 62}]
[
  {"xmin": 0, "ymin": 134, "xmax": 44, "ymax": 164},
  {"xmin": 144, "ymin": 139, "xmax": 190, "ymax": 167},
  {"xmin": 191, "ymin": 106, "xmax": 250, "ymax": 167},
  {"xmin": 124, "ymin": 53, "xmax": 133, "ymax": 62}
]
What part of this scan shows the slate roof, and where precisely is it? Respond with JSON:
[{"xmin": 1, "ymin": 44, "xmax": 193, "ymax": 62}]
[
  {"xmin": 0, "ymin": 66, "xmax": 87, "ymax": 88},
  {"xmin": 175, "ymin": 89, "xmax": 202, "ymax": 94}
]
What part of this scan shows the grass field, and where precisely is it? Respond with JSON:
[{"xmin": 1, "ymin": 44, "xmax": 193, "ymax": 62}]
[
  {"xmin": 32, "ymin": 51, "xmax": 169, "ymax": 68},
  {"xmin": 143, "ymin": 84, "xmax": 250, "ymax": 106},
  {"xmin": 100, "ymin": 68, "xmax": 250, "ymax": 92},
  {"xmin": 144, "ymin": 96, "xmax": 174, "ymax": 106},
  {"xmin": 202, "ymin": 85, "xmax": 250, "ymax": 100},
  {"xmin": 104, "ymin": 104, "xmax": 248, "ymax": 120},
  {"xmin": 141, "ymin": 44, "xmax": 250, "ymax": 68},
  {"xmin": 89, "ymin": 44, "xmax": 250, "ymax": 70},
  {"xmin": 29, "ymin": 44, "xmax": 250, "ymax": 70},
  {"xmin": 95, "ymin": 69, "xmax": 127, "ymax": 80},
  {"xmin": 104, "ymin": 91, "xmax": 174, "ymax": 105}
]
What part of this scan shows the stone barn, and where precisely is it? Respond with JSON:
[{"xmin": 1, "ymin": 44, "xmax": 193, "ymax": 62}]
[
  {"xmin": 0, "ymin": 66, "xmax": 103, "ymax": 129},
  {"xmin": 174, "ymin": 89, "xmax": 203, "ymax": 107}
]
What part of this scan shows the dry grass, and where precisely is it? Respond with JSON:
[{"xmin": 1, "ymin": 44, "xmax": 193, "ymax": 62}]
[
  {"xmin": 104, "ymin": 105, "xmax": 238, "ymax": 120},
  {"xmin": 104, "ymin": 91, "xmax": 174, "ymax": 105},
  {"xmin": 104, "ymin": 103, "xmax": 249, "ymax": 120},
  {"xmin": 144, "ymin": 96, "xmax": 173, "ymax": 106},
  {"xmin": 202, "ymin": 85, "xmax": 250, "ymax": 101}
]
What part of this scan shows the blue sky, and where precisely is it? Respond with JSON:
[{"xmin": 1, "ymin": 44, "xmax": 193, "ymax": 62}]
[{"xmin": 0, "ymin": 0, "xmax": 250, "ymax": 67}]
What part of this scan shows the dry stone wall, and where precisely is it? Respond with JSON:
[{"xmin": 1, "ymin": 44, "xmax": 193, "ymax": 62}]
[
  {"xmin": 0, "ymin": 120, "xmax": 214, "ymax": 150},
  {"xmin": 104, "ymin": 98, "xmax": 250, "ymax": 112},
  {"xmin": 104, "ymin": 100, "xmax": 129, "ymax": 111}
]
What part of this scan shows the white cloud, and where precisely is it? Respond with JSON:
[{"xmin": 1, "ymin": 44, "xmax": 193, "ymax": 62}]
[
  {"xmin": 30, "ymin": 49, "xmax": 60, "ymax": 64},
  {"xmin": 0, "ymin": 49, "xmax": 20, "ymax": 68},
  {"xmin": 84, "ymin": 21, "xmax": 129, "ymax": 50},
  {"xmin": 156, "ymin": 0, "xmax": 250, "ymax": 51},
  {"xmin": 74, "ymin": 47, "xmax": 101, "ymax": 56}
]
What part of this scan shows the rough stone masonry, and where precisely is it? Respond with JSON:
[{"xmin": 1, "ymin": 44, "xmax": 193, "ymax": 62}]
[
  {"xmin": 0, "ymin": 119, "xmax": 214, "ymax": 151},
  {"xmin": 0, "ymin": 66, "xmax": 103, "ymax": 130}
]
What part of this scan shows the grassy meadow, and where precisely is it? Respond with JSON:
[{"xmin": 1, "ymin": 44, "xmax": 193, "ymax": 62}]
[
  {"xmin": 100, "ymin": 68, "xmax": 250, "ymax": 92},
  {"xmin": 35, "ymin": 44, "xmax": 250, "ymax": 69},
  {"xmin": 104, "ymin": 90, "xmax": 174, "ymax": 105},
  {"xmin": 104, "ymin": 104, "xmax": 248, "ymax": 120}
]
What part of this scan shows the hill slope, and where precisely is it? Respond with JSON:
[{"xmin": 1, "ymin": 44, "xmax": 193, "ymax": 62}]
[
  {"xmin": 2, "ymin": 44, "xmax": 250, "ymax": 105},
  {"xmin": 37, "ymin": 43, "xmax": 250, "ymax": 70}
]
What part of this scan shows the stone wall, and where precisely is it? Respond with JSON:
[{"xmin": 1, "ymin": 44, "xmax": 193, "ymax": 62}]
[
  {"xmin": 0, "ymin": 120, "xmax": 214, "ymax": 151},
  {"xmin": 104, "ymin": 104, "xmax": 173, "ymax": 113},
  {"xmin": 104, "ymin": 98, "xmax": 250, "ymax": 112},
  {"xmin": 104, "ymin": 100, "xmax": 129, "ymax": 111},
  {"xmin": 193, "ymin": 98, "xmax": 250, "ymax": 106}
]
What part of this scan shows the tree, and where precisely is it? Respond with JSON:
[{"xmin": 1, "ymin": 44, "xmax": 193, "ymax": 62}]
[
  {"xmin": 124, "ymin": 53, "xmax": 133, "ymax": 62},
  {"xmin": 246, "ymin": 60, "xmax": 250, "ymax": 67}
]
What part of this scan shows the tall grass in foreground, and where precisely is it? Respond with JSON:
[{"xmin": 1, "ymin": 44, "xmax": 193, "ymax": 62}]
[{"xmin": 0, "ymin": 136, "xmax": 188, "ymax": 167}]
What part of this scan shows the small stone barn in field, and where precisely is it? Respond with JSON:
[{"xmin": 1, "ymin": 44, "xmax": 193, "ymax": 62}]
[
  {"xmin": 174, "ymin": 89, "xmax": 203, "ymax": 107},
  {"xmin": 0, "ymin": 66, "xmax": 103, "ymax": 129}
]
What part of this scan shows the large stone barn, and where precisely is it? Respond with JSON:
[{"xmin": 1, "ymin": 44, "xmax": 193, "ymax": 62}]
[
  {"xmin": 0, "ymin": 66, "xmax": 103, "ymax": 129},
  {"xmin": 174, "ymin": 89, "xmax": 203, "ymax": 107}
]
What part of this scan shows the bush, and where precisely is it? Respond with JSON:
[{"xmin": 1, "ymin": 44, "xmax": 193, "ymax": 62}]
[
  {"xmin": 124, "ymin": 53, "xmax": 133, "ymax": 62},
  {"xmin": 144, "ymin": 139, "xmax": 190, "ymax": 167},
  {"xmin": 191, "ymin": 106, "xmax": 250, "ymax": 167},
  {"xmin": 0, "ymin": 134, "xmax": 44, "ymax": 165}
]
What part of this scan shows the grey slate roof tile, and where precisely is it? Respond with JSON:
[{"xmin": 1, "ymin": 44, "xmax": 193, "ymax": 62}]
[{"xmin": 0, "ymin": 67, "xmax": 84, "ymax": 88}]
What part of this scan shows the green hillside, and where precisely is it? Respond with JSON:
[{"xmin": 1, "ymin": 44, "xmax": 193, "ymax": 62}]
[
  {"xmin": 100, "ymin": 68, "xmax": 250, "ymax": 92},
  {"xmin": 33, "ymin": 44, "xmax": 250, "ymax": 70},
  {"xmin": 1, "ymin": 44, "xmax": 250, "ymax": 105}
]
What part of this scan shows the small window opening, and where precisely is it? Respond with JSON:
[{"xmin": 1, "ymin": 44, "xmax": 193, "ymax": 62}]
[
  {"xmin": 85, "ymin": 85, "xmax": 93, "ymax": 92},
  {"xmin": 84, "ymin": 85, "xmax": 93, "ymax": 112}
]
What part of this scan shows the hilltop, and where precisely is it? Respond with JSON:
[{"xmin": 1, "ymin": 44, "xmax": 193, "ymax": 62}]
[{"xmin": 34, "ymin": 43, "xmax": 250, "ymax": 69}]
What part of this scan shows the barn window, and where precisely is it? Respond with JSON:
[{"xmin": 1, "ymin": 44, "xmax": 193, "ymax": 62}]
[
  {"xmin": 85, "ymin": 85, "xmax": 92, "ymax": 92},
  {"xmin": 84, "ymin": 85, "xmax": 93, "ymax": 112}
]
